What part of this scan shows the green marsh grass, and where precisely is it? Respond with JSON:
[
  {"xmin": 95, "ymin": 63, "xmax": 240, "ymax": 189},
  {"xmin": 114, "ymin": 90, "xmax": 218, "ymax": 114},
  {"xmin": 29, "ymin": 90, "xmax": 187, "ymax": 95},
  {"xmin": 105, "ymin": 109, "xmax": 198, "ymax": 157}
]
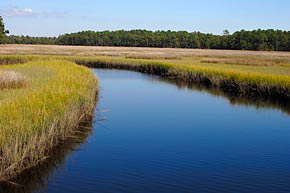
[
  {"xmin": 0, "ymin": 60, "xmax": 98, "ymax": 181},
  {"xmin": 1, "ymin": 54, "xmax": 290, "ymax": 96}
]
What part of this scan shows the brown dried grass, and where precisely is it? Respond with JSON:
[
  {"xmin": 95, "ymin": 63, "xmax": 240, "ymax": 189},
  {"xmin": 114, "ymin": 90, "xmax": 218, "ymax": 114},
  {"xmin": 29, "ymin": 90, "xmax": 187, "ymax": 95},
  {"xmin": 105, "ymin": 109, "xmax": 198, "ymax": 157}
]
[
  {"xmin": 1, "ymin": 44, "xmax": 290, "ymax": 59},
  {"xmin": 0, "ymin": 71, "xmax": 27, "ymax": 89}
]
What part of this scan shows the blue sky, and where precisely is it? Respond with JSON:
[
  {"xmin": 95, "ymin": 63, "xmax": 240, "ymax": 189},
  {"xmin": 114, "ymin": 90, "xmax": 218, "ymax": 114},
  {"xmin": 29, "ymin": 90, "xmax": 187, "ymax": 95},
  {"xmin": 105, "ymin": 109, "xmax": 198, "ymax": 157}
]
[{"xmin": 0, "ymin": 0, "xmax": 289, "ymax": 37}]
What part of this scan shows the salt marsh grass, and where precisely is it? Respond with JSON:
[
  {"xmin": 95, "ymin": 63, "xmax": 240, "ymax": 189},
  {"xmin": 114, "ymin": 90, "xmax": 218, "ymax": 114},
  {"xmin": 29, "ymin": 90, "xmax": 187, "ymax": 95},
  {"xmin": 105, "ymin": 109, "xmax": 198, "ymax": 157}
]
[{"xmin": 0, "ymin": 60, "xmax": 98, "ymax": 181}]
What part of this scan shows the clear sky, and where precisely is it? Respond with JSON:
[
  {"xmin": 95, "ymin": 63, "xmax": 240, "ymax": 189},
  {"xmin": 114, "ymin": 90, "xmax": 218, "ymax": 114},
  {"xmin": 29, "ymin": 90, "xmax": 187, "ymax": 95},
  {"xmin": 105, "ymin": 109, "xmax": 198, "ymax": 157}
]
[{"xmin": 0, "ymin": 0, "xmax": 289, "ymax": 37}]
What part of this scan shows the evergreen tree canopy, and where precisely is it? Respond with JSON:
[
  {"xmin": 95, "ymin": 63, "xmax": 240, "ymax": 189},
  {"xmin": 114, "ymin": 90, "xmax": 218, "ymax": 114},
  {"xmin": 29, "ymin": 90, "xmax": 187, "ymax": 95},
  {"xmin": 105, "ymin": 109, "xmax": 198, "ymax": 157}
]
[
  {"xmin": 6, "ymin": 27, "xmax": 290, "ymax": 51},
  {"xmin": 0, "ymin": 16, "xmax": 9, "ymax": 44},
  {"xmin": 0, "ymin": 17, "xmax": 4, "ymax": 37}
]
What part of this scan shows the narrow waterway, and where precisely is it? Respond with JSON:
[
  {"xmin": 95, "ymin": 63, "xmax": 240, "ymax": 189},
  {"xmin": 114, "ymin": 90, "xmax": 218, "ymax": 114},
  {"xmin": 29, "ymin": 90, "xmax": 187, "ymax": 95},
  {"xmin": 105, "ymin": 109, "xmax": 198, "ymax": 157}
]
[{"xmin": 5, "ymin": 69, "xmax": 290, "ymax": 193}]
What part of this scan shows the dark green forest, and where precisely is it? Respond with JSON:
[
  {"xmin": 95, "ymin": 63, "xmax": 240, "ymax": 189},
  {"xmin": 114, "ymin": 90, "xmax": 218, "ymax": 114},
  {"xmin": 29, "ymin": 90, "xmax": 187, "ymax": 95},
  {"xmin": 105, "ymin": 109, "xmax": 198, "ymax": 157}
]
[
  {"xmin": 55, "ymin": 29, "xmax": 290, "ymax": 51},
  {"xmin": 7, "ymin": 29, "xmax": 290, "ymax": 51},
  {"xmin": 8, "ymin": 35, "xmax": 57, "ymax": 45},
  {"xmin": 2, "ymin": 15, "xmax": 290, "ymax": 51}
]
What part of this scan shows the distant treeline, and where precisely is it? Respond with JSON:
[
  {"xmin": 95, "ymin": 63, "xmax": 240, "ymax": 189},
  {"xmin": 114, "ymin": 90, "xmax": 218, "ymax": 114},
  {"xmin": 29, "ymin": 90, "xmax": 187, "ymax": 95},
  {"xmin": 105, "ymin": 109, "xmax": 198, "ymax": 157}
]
[
  {"xmin": 7, "ymin": 29, "xmax": 290, "ymax": 51},
  {"xmin": 8, "ymin": 35, "xmax": 57, "ymax": 45}
]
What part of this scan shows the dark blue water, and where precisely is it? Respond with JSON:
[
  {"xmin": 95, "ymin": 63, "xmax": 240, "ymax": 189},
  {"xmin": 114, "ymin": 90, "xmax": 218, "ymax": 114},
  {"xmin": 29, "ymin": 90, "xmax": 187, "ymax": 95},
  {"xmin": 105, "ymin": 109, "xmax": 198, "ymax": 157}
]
[{"xmin": 32, "ymin": 69, "xmax": 290, "ymax": 193}]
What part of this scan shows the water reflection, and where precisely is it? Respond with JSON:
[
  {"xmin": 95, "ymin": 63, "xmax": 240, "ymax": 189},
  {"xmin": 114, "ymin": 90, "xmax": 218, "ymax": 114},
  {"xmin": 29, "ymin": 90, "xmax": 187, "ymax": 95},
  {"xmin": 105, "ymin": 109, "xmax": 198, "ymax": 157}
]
[
  {"xmin": 0, "ymin": 123, "xmax": 93, "ymax": 193},
  {"xmin": 0, "ymin": 69, "xmax": 289, "ymax": 193},
  {"xmin": 148, "ymin": 75, "xmax": 290, "ymax": 115}
]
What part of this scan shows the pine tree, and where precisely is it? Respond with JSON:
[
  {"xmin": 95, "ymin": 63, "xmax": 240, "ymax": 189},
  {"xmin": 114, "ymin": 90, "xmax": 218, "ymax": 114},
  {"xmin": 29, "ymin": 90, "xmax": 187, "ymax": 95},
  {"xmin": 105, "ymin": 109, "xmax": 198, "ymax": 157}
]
[{"xmin": 0, "ymin": 16, "xmax": 9, "ymax": 44}]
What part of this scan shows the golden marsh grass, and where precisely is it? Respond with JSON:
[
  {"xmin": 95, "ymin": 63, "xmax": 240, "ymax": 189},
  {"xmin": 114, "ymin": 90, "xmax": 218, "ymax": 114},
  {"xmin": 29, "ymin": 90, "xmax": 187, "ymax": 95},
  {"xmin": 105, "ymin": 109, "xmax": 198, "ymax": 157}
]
[{"xmin": 0, "ymin": 60, "xmax": 98, "ymax": 181}]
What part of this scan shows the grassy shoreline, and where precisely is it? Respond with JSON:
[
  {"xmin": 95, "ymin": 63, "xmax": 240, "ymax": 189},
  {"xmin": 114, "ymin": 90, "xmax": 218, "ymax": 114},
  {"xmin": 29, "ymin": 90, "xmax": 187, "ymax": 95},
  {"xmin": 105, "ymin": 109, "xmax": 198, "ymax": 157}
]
[
  {"xmin": 0, "ymin": 60, "xmax": 98, "ymax": 181},
  {"xmin": 75, "ymin": 57, "xmax": 290, "ymax": 98},
  {"xmin": 1, "ymin": 53, "xmax": 290, "ymax": 99},
  {"xmin": 3, "ymin": 54, "xmax": 287, "ymax": 97},
  {"xmin": 0, "ymin": 47, "xmax": 290, "ymax": 180}
]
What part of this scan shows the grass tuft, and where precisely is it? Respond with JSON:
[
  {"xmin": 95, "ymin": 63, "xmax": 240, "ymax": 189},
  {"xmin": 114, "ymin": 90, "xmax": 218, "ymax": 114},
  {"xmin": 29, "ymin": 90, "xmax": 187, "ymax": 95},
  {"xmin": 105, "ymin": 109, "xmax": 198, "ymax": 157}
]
[{"xmin": 0, "ymin": 71, "xmax": 27, "ymax": 89}]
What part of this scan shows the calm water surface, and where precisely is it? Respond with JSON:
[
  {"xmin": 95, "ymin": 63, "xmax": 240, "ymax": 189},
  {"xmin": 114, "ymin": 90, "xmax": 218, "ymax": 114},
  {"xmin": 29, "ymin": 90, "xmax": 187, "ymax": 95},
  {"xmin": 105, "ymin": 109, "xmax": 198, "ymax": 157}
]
[{"xmin": 19, "ymin": 69, "xmax": 290, "ymax": 192}]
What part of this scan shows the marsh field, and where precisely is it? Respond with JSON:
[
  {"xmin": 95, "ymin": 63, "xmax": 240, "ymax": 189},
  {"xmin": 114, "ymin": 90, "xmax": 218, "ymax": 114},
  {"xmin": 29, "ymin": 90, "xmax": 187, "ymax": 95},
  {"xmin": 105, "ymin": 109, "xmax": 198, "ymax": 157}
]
[{"xmin": 0, "ymin": 44, "xmax": 290, "ymax": 193}]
